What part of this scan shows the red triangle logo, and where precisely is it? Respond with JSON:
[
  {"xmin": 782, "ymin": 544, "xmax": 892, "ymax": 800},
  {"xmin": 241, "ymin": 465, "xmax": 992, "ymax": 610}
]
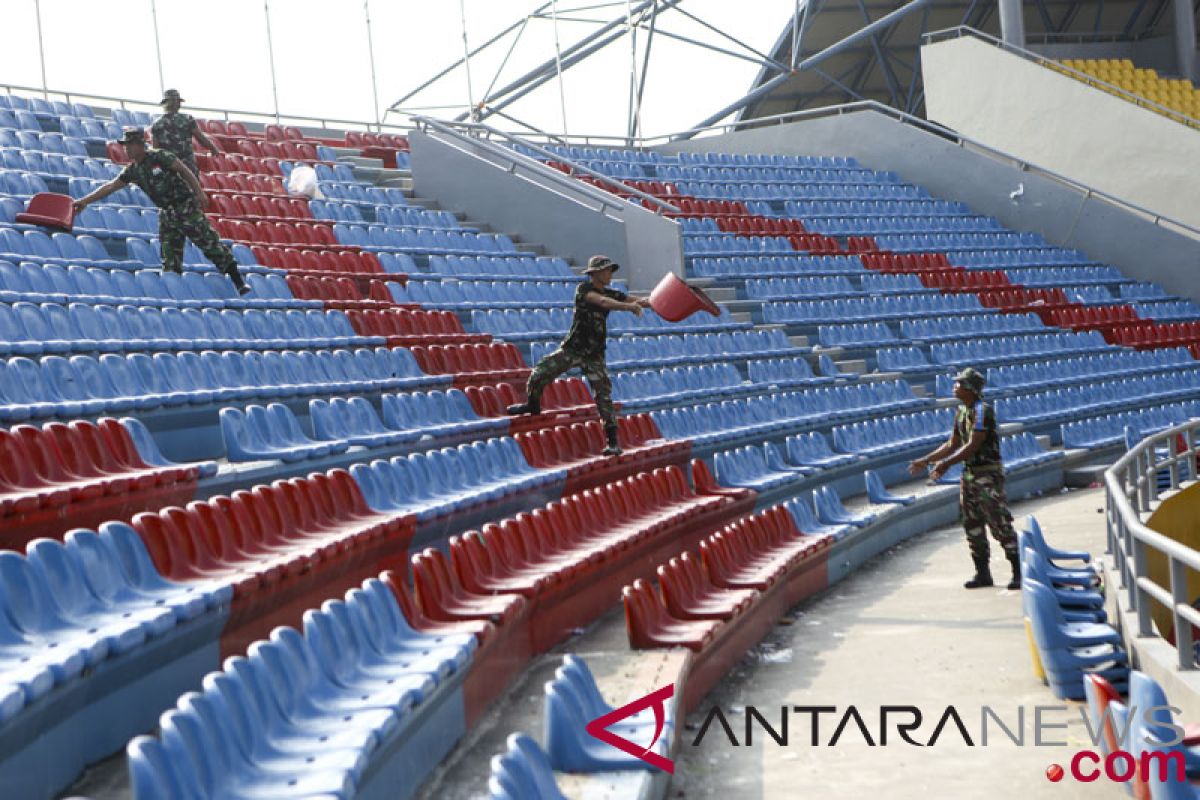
[{"xmin": 585, "ymin": 684, "xmax": 675, "ymax": 773}]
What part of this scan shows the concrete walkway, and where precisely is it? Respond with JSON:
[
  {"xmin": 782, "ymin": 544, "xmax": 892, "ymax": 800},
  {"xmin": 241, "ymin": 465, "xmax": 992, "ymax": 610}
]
[{"xmin": 674, "ymin": 485, "xmax": 1113, "ymax": 800}]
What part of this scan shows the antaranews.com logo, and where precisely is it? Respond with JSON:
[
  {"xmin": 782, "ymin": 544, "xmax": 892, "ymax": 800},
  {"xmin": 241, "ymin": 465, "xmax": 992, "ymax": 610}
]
[{"xmin": 585, "ymin": 689, "xmax": 1189, "ymax": 785}]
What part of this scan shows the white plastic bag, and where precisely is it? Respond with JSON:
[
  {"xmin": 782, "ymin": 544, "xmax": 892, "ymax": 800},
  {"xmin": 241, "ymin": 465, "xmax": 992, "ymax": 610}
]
[{"xmin": 287, "ymin": 164, "xmax": 322, "ymax": 199}]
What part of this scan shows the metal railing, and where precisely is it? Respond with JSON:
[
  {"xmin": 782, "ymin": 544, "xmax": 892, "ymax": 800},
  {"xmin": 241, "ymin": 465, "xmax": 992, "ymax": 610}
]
[
  {"xmin": 412, "ymin": 116, "xmax": 680, "ymax": 216},
  {"xmin": 0, "ymin": 81, "xmax": 412, "ymax": 135},
  {"xmin": 922, "ymin": 26, "xmax": 1200, "ymax": 130},
  {"xmin": 1106, "ymin": 419, "xmax": 1200, "ymax": 670}
]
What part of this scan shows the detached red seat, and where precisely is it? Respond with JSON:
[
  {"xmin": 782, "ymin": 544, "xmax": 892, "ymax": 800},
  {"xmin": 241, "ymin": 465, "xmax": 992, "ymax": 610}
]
[{"xmin": 16, "ymin": 193, "xmax": 75, "ymax": 231}]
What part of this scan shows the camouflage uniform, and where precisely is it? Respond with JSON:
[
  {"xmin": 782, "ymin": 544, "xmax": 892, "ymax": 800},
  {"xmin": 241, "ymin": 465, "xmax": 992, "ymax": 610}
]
[
  {"xmin": 955, "ymin": 400, "xmax": 1018, "ymax": 561},
  {"xmin": 119, "ymin": 149, "xmax": 241, "ymax": 280},
  {"xmin": 151, "ymin": 111, "xmax": 202, "ymax": 176},
  {"xmin": 524, "ymin": 281, "xmax": 626, "ymax": 432}
]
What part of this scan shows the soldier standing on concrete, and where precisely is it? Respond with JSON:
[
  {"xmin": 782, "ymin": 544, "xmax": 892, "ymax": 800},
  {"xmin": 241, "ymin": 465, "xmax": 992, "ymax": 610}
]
[
  {"xmin": 73, "ymin": 128, "xmax": 250, "ymax": 294},
  {"xmin": 908, "ymin": 367, "xmax": 1021, "ymax": 590},
  {"xmin": 507, "ymin": 255, "xmax": 651, "ymax": 457},
  {"xmin": 151, "ymin": 88, "xmax": 221, "ymax": 176}
]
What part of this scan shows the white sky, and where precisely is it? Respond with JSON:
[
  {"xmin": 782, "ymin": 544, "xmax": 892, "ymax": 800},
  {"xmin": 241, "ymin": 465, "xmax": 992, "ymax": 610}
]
[{"xmin": 0, "ymin": 0, "xmax": 797, "ymax": 138}]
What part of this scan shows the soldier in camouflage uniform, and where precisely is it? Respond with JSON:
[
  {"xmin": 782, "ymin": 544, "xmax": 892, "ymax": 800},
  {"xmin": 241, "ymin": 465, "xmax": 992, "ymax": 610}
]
[
  {"xmin": 908, "ymin": 367, "xmax": 1021, "ymax": 590},
  {"xmin": 151, "ymin": 89, "xmax": 221, "ymax": 176},
  {"xmin": 507, "ymin": 255, "xmax": 651, "ymax": 456},
  {"xmin": 73, "ymin": 128, "xmax": 249, "ymax": 294}
]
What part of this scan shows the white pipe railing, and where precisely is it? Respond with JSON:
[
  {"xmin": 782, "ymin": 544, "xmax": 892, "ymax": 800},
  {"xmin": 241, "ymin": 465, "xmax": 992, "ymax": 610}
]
[
  {"xmin": 413, "ymin": 116, "xmax": 680, "ymax": 215},
  {"xmin": 1106, "ymin": 419, "xmax": 1200, "ymax": 670}
]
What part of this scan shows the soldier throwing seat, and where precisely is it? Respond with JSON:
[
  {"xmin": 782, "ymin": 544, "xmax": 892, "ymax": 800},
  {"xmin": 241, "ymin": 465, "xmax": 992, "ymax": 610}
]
[
  {"xmin": 507, "ymin": 255, "xmax": 651, "ymax": 457},
  {"xmin": 73, "ymin": 127, "xmax": 250, "ymax": 295},
  {"xmin": 908, "ymin": 367, "xmax": 1021, "ymax": 590}
]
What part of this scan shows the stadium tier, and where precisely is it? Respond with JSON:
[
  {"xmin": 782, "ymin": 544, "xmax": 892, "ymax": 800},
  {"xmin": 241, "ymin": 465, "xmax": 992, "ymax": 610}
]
[
  {"xmin": 0, "ymin": 76, "xmax": 1197, "ymax": 800},
  {"xmin": 1052, "ymin": 57, "xmax": 1200, "ymax": 123}
]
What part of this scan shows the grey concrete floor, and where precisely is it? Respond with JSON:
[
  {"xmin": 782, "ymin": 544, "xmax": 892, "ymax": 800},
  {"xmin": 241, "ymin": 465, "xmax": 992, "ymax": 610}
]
[{"xmin": 672, "ymin": 484, "xmax": 1113, "ymax": 800}]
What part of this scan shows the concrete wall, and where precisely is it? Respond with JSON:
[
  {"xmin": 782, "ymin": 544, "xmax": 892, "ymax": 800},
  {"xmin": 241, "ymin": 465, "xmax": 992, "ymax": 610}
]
[
  {"xmin": 654, "ymin": 109, "xmax": 1200, "ymax": 305},
  {"xmin": 409, "ymin": 130, "xmax": 682, "ymax": 292},
  {"xmin": 921, "ymin": 35, "xmax": 1200, "ymax": 231}
]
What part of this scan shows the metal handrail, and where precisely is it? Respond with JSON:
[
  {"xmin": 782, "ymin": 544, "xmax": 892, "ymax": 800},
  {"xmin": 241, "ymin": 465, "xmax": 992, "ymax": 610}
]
[
  {"xmin": 1105, "ymin": 419, "xmax": 1200, "ymax": 670},
  {"xmin": 922, "ymin": 26, "xmax": 1200, "ymax": 129},
  {"xmin": 0, "ymin": 81, "xmax": 412, "ymax": 135},
  {"xmin": 413, "ymin": 116, "xmax": 680, "ymax": 215}
]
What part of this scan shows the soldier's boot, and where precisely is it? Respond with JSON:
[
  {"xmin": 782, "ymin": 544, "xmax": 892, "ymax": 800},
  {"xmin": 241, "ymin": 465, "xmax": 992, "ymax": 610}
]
[
  {"xmin": 224, "ymin": 267, "xmax": 252, "ymax": 296},
  {"xmin": 601, "ymin": 426, "xmax": 622, "ymax": 457},
  {"xmin": 506, "ymin": 397, "xmax": 541, "ymax": 416},
  {"xmin": 963, "ymin": 555, "xmax": 994, "ymax": 589},
  {"xmin": 1005, "ymin": 551, "xmax": 1022, "ymax": 591}
]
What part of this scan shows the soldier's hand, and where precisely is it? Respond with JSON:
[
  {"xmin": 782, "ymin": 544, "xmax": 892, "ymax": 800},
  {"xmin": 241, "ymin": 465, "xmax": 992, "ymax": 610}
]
[
  {"xmin": 929, "ymin": 462, "xmax": 947, "ymax": 482},
  {"xmin": 906, "ymin": 459, "xmax": 925, "ymax": 476},
  {"xmin": 197, "ymin": 191, "xmax": 211, "ymax": 211},
  {"xmin": 72, "ymin": 200, "xmax": 86, "ymax": 214},
  {"xmin": 629, "ymin": 303, "xmax": 643, "ymax": 317}
]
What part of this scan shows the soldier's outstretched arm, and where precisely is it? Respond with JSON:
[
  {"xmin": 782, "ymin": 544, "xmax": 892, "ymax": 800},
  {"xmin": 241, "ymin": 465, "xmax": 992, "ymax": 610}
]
[
  {"xmin": 908, "ymin": 428, "xmax": 959, "ymax": 475},
  {"xmin": 929, "ymin": 430, "xmax": 986, "ymax": 481},
  {"xmin": 73, "ymin": 178, "xmax": 128, "ymax": 213},
  {"xmin": 584, "ymin": 290, "xmax": 643, "ymax": 316},
  {"xmin": 194, "ymin": 126, "xmax": 222, "ymax": 154}
]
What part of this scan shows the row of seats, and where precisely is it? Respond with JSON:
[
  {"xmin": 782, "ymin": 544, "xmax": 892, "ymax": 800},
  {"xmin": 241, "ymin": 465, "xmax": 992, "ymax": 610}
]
[
  {"xmin": 746, "ymin": 356, "xmax": 834, "ymax": 387},
  {"xmin": 471, "ymin": 307, "xmax": 742, "ymax": 339},
  {"xmin": 127, "ymin": 576, "xmax": 475, "ymax": 799},
  {"xmin": 783, "ymin": 198, "xmax": 969, "ymax": 217},
  {"xmin": 426, "ymin": 255, "xmax": 575, "ymax": 280},
  {"xmin": 994, "ymin": 372, "xmax": 1200, "ymax": 425},
  {"xmin": 1059, "ymin": 400, "xmax": 1200, "ymax": 449},
  {"xmin": 529, "ymin": 329, "xmax": 795, "ymax": 370},
  {"xmin": 830, "ymin": 409, "xmax": 952, "ymax": 457},
  {"xmin": 764, "ymin": 294, "xmax": 983, "ymax": 323},
  {"xmin": 221, "ymin": 388, "xmax": 507, "ymax": 463},
  {"xmin": 898, "ymin": 312, "xmax": 1047, "ymax": 340},
  {"xmin": 683, "ymin": 233, "xmax": 806, "ymax": 257},
  {"xmin": 610, "ymin": 363, "xmax": 746, "ymax": 405},
  {"xmin": 874, "ymin": 231, "xmax": 1046, "ymax": 251},
  {"xmin": 690, "ymin": 254, "xmax": 865, "ymax": 278},
  {"xmin": 804, "ymin": 215, "xmax": 1004, "ymax": 236},
  {"xmin": 623, "ymin": 504, "xmax": 835, "ymax": 650},
  {"xmin": 0, "ymin": 262, "xmax": 302, "ymax": 310},
  {"xmin": 929, "ymin": 331, "xmax": 1112, "ymax": 366},
  {"xmin": 389, "ymin": 279, "xmax": 580, "ymax": 307},
  {"xmin": 0, "ymin": 226, "xmax": 135, "ymax": 267},
  {"xmin": 443, "ymin": 465, "xmax": 733, "ymax": 607},
  {"xmin": 350, "ymin": 436, "xmax": 557, "ymax": 523},
  {"xmin": 0, "ymin": 149, "xmax": 119, "ymax": 183},
  {"xmin": 0, "ymin": 348, "xmax": 442, "ymax": 422},
  {"xmin": 745, "ymin": 276, "xmax": 860, "ymax": 298},
  {"xmin": 651, "ymin": 381, "xmax": 923, "ymax": 447},
  {"xmin": 979, "ymin": 348, "xmax": 1197, "ymax": 391},
  {"xmin": 331, "ymin": 224, "xmax": 516, "ymax": 256},
  {"xmin": 408, "ymin": 342, "xmax": 526, "ymax": 381},
  {"xmin": 656, "ymin": 164, "xmax": 881, "ymax": 184},
  {"xmin": 0, "ymin": 417, "xmax": 210, "ymax": 547},
  {"xmin": 0, "ymin": 302, "xmax": 384, "ymax": 355},
  {"xmin": 344, "ymin": 308, "xmax": 479, "ymax": 344},
  {"xmin": 1005, "ymin": 265, "xmax": 1126, "ymax": 285},
  {"xmin": 1110, "ymin": 320, "xmax": 1200, "ymax": 349},
  {"xmin": 673, "ymin": 180, "xmax": 925, "ymax": 202}
]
